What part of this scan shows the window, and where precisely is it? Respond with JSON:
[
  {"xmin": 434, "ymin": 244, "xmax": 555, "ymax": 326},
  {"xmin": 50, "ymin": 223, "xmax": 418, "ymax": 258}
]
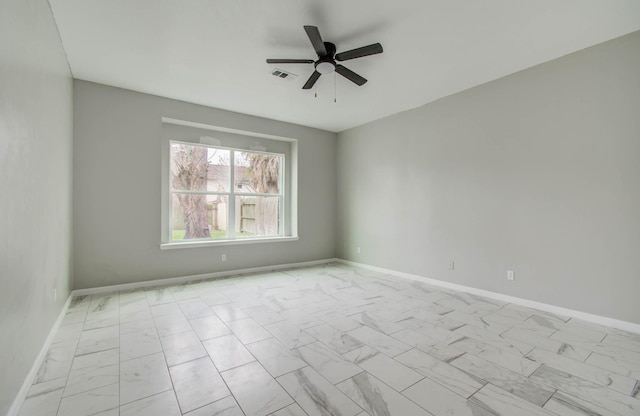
[
  {"xmin": 160, "ymin": 118, "xmax": 298, "ymax": 248},
  {"xmin": 169, "ymin": 141, "xmax": 285, "ymax": 242}
]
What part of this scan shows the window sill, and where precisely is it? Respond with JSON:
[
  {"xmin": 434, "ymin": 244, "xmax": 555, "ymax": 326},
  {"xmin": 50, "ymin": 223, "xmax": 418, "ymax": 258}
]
[{"xmin": 160, "ymin": 236, "xmax": 299, "ymax": 250}]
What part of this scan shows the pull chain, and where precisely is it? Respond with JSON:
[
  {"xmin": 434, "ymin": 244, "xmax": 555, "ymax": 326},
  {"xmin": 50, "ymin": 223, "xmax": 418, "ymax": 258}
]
[{"xmin": 334, "ymin": 72, "xmax": 337, "ymax": 103}]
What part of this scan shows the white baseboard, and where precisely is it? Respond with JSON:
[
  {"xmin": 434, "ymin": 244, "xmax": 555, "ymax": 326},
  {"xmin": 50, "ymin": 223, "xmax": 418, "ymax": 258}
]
[
  {"xmin": 338, "ymin": 259, "xmax": 640, "ymax": 335},
  {"xmin": 72, "ymin": 258, "xmax": 339, "ymax": 296},
  {"xmin": 8, "ymin": 295, "xmax": 73, "ymax": 416}
]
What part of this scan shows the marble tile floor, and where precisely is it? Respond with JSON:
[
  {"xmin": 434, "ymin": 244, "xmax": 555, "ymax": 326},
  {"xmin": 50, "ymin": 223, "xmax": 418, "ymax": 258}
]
[{"xmin": 18, "ymin": 263, "xmax": 640, "ymax": 416}]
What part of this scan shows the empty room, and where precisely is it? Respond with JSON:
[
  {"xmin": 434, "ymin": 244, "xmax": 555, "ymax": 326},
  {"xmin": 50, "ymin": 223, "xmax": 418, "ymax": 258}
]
[{"xmin": 2, "ymin": 0, "xmax": 640, "ymax": 415}]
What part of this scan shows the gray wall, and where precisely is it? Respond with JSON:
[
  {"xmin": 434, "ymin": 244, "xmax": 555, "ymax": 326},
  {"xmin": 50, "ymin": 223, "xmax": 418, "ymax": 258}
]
[
  {"xmin": 0, "ymin": 0, "xmax": 74, "ymax": 413},
  {"xmin": 73, "ymin": 81, "xmax": 337, "ymax": 289},
  {"xmin": 337, "ymin": 31, "xmax": 640, "ymax": 324}
]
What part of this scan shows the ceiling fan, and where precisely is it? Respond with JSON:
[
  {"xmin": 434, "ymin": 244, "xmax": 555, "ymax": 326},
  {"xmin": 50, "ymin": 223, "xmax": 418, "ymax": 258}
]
[{"xmin": 266, "ymin": 25, "xmax": 383, "ymax": 89}]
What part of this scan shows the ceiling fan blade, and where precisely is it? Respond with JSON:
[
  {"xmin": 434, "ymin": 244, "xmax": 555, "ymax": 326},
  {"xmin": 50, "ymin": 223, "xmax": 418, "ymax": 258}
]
[
  {"xmin": 335, "ymin": 43, "xmax": 383, "ymax": 61},
  {"xmin": 302, "ymin": 71, "xmax": 321, "ymax": 89},
  {"xmin": 335, "ymin": 65, "xmax": 367, "ymax": 86},
  {"xmin": 304, "ymin": 25, "xmax": 327, "ymax": 57},
  {"xmin": 266, "ymin": 59, "xmax": 314, "ymax": 64}
]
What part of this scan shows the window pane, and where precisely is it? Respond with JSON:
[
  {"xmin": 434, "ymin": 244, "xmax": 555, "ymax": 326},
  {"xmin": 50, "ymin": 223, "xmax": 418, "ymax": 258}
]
[
  {"xmin": 170, "ymin": 143, "xmax": 230, "ymax": 192},
  {"xmin": 234, "ymin": 152, "xmax": 282, "ymax": 194},
  {"xmin": 171, "ymin": 193, "xmax": 229, "ymax": 240},
  {"xmin": 235, "ymin": 196, "xmax": 280, "ymax": 237}
]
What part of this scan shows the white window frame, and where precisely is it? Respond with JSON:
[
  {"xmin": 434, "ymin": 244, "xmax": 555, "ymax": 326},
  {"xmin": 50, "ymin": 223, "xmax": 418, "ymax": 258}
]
[{"xmin": 160, "ymin": 118, "xmax": 298, "ymax": 249}]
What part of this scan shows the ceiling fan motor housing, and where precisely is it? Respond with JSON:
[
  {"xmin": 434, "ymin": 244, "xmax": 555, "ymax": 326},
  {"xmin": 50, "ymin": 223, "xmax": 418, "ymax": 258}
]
[
  {"xmin": 315, "ymin": 42, "xmax": 337, "ymax": 74},
  {"xmin": 321, "ymin": 42, "xmax": 337, "ymax": 59}
]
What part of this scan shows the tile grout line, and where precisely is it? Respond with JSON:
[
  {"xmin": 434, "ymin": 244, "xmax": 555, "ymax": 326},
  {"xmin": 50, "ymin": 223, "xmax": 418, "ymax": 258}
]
[
  {"xmin": 151, "ymin": 288, "xmax": 189, "ymax": 416},
  {"xmin": 56, "ymin": 294, "xmax": 92, "ymax": 416}
]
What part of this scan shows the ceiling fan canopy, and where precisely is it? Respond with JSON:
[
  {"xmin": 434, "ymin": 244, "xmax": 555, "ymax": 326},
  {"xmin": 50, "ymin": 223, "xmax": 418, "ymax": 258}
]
[{"xmin": 267, "ymin": 25, "xmax": 383, "ymax": 89}]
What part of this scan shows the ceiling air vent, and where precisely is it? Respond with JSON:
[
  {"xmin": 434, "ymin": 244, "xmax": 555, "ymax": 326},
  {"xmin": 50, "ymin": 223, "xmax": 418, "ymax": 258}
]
[{"xmin": 271, "ymin": 68, "xmax": 297, "ymax": 82}]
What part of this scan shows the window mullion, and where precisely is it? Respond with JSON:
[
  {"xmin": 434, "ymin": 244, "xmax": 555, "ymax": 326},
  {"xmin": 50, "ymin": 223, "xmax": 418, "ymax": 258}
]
[
  {"xmin": 170, "ymin": 190, "xmax": 228, "ymax": 196},
  {"xmin": 279, "ymin": 195, "xmax": 284, "ymax": 236},
  {"xmin": 228, "ymin": 150, "xmax": 236, "ymax": 239},
  {"xmin": 234, "ymin": 192, "xmax": 282, "ymax": 197}
]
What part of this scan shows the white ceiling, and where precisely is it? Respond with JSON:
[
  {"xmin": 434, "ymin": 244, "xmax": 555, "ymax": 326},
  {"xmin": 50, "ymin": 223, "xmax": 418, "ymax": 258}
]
[{"xmin": 49, "ymin": 0, "xmax": 640, "ymax": 132}]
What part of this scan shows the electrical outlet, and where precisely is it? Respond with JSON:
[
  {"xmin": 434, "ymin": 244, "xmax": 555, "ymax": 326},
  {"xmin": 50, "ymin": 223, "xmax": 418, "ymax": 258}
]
[
  {"xmin": 357, "ymin": 247, "xmax": 361, "ymax": 254},
  {"xmin": 221, "ymin": 254, "xmax": 227, "ymax": 262},
  {"xmin": 449, "ymin": 261, "xmax": 455, "ymax": 270},
  {"xmin": 507, "ymin": 270, "xmax": 515, "ymax": 281}
]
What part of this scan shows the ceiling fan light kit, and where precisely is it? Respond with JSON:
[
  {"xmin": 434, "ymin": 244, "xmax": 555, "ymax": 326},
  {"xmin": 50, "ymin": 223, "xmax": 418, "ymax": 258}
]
[
  {"xmin": 266, "ymin": 25, "xmax": 383, "ymax": 90},
  {"xmin": 315, "ymin": 61, "xmax": 335, "ymax": 75}
]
